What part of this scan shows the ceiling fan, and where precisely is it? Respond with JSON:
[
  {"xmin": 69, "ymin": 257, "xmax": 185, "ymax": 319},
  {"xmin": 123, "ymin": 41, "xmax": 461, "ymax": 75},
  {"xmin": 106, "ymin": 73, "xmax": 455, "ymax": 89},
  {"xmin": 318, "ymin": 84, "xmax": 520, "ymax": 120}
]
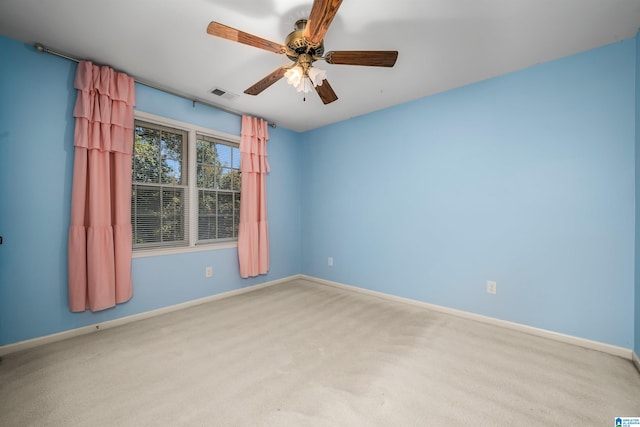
[{"xmin": 206, "ymin": 0, "xmax": 398, "ymax": 105}]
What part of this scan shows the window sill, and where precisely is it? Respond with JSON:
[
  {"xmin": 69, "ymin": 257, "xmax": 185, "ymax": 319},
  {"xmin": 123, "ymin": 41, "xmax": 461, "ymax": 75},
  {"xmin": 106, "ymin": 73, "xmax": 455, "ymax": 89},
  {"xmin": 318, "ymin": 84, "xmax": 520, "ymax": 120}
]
[{"xmin": 132, "ymin": 241, "xmax": 238, "ymax": 259}]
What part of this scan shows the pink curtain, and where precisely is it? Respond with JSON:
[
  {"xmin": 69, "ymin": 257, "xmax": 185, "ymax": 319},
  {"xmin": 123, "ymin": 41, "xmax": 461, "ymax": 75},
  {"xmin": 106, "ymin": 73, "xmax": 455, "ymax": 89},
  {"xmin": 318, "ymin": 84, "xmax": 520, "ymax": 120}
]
[
  {"xmin": 238, "ymin": 115, "xmax": 270, "ymax": 278},
  {"xmin": 68, "ymin": 61, "xmax": 136, "ymax": 312}
]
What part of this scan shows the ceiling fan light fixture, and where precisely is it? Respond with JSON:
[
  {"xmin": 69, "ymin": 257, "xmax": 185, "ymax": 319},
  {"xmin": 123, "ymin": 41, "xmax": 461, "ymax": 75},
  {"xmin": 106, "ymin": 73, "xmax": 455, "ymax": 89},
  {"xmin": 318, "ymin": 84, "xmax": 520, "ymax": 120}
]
[
  {"xmin": 285, "ymin": 66, "xmax": 304, "ymax": 88},
  {"xmin": 285, "ymin": 64, "xmax": 326, "ymax": 93},
  {"xmin": 308, "ymin": 67, "xmax": 326, "ymax": 87}
]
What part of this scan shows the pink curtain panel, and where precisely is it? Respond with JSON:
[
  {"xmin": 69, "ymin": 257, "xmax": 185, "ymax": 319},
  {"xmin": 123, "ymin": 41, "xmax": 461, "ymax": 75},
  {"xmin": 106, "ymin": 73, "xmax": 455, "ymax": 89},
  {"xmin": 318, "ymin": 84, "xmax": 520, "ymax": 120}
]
[
  {"xmin": 68, "ymin": 61, "xmax": 136, "ymax": 312},
  {"xmin": 238, "ymin": 115, "xmax": 270, "ymax": 278}
]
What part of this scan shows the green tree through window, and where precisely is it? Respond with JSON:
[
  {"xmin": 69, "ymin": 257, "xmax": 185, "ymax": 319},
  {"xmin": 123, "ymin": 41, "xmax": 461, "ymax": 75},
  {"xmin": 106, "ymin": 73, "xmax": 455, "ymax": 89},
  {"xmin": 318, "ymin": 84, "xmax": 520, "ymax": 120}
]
[
  {"xmin": 197, "ymin": 134, "xmax": 241, "ymax": 242},
  {"xmin": 131, "ymin": 122, "xmax": 188, "ymax": 248},
  {"xmin": 131, "ymin": 118, "xmax": 241, "ymax": 251}
]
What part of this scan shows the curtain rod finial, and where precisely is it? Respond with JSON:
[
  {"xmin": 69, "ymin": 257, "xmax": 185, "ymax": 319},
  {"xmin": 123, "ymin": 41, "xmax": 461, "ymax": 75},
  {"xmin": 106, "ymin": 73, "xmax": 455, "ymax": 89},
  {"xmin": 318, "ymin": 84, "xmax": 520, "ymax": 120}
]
[{"xmin": 34, "ymin": 43, "xmax": 46, "ymax": 53}]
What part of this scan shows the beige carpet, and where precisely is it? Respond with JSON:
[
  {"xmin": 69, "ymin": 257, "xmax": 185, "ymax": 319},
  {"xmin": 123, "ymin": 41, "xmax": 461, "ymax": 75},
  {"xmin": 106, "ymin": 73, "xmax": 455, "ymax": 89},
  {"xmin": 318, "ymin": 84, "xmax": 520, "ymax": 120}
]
[{"xmin": 1, "ymin": 278, "xmax": 639, "ymax": 426}]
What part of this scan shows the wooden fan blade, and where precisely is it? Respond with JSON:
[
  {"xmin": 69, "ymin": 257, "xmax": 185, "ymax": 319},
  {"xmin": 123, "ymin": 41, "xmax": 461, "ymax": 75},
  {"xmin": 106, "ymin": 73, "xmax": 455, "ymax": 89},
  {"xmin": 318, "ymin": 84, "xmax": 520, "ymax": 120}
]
[
  {"xmin": 304, "ymin": 0, "xmax": 343, "ymax": 45},
  {"xmin": 244, "ymin": 67, "xmax": 289, "ymax": 96},
  {"xmin": 314, "ymin": 79, "xmax": 338, "ymax": 104},
  {"xmin": 325, "ymin": 51, "xmax": 398, "ymax": 67},
  {"xmin": 207, "ymin": 22, "xmax": 284, "ymax": 54}
]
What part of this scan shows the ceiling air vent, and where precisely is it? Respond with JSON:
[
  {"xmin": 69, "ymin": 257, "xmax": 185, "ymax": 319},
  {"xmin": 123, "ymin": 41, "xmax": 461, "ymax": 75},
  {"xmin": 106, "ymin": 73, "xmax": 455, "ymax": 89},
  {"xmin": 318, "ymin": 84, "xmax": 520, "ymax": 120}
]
[{"xmin": 210, "ymin": 87, "xmax": 239, "ymax": 101}]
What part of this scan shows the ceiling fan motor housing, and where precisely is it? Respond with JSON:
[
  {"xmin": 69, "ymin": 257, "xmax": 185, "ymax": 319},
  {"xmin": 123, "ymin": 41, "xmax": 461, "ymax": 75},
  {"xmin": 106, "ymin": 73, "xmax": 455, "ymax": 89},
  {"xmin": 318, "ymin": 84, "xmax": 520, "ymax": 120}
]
[{"xmin": 285, "ymin": 19, "xmax": 324, "ymax": 62}]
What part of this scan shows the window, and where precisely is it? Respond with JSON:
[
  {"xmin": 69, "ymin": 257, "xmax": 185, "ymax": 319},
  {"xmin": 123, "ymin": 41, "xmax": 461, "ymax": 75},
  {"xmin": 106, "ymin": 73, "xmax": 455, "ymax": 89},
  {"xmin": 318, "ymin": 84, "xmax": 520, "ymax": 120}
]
[
  {"xmin": 196, "ymin": 134, "xmax": 241, "ymax": 243},
  {"xmin": 132, "ymin": 121, "xmax": 188, "ymax": 249},
  {"xmin": 131, "ymin": 112, "xmax": 241, "ymax": 253}
]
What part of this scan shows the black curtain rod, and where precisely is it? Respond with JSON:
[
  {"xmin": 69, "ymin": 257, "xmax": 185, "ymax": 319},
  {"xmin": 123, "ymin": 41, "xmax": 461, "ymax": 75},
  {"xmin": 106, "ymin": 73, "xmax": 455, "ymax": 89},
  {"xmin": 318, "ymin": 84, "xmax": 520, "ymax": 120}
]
[{"xmin": 34, "ymin": 43, "xmax": 276, "ymax": 128}]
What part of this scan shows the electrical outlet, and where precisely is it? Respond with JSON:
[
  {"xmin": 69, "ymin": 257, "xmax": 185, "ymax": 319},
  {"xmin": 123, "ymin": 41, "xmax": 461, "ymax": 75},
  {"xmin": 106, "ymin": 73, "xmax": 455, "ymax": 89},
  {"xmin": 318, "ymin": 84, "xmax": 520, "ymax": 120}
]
[
  {"xmin": 487, "ymin": 280, "xmax": 496, "ymax": 295},
  {"xmin": 205, "ymin": 266, "xmax": 213, "ymax": 278},
  {"xmin": 328, "ymin": 257, "xmax": 333, "ymax": 267}
]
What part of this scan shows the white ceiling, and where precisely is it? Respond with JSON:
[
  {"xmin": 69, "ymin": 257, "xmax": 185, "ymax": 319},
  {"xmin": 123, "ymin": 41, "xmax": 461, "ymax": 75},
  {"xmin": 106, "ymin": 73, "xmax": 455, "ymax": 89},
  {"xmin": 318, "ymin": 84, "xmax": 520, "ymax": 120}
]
[{"xmin": 1, "ymin": 0, "xmax": 639, "ymax": 132}]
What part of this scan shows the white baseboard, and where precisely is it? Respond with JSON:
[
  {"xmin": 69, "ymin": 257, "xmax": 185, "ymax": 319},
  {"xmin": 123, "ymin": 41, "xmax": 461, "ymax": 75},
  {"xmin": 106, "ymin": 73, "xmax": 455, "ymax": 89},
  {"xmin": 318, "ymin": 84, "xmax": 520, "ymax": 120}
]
[
  {"xmin": 301, "ymin": 275, "xmax": 633, "ymax": 360},
  {"xmin": 2, "ymin": 273, "xmax": 633, "ymax": 363},
  {"xmin": 0, "ymin": 274, "xmax": 302, "ymax": 357}
]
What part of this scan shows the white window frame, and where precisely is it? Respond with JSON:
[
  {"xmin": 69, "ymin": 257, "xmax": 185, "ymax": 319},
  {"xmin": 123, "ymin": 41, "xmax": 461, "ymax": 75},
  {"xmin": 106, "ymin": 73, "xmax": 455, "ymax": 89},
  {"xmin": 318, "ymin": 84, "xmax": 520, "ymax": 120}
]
[{"xmin": 132, "ymin": 110, "xmax": 241, "ymax": 258}]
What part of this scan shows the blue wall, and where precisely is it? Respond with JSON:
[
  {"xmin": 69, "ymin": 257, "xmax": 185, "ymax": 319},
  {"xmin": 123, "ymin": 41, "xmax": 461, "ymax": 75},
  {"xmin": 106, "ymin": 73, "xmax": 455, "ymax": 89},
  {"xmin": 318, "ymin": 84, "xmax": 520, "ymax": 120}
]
[
  {"xmin": 0, "ymin": 36, "xmax": 301, "ymax": 346},
  {"xmin": 301, "ymin": 39, "xmax": 636, "ymax": 348}
]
